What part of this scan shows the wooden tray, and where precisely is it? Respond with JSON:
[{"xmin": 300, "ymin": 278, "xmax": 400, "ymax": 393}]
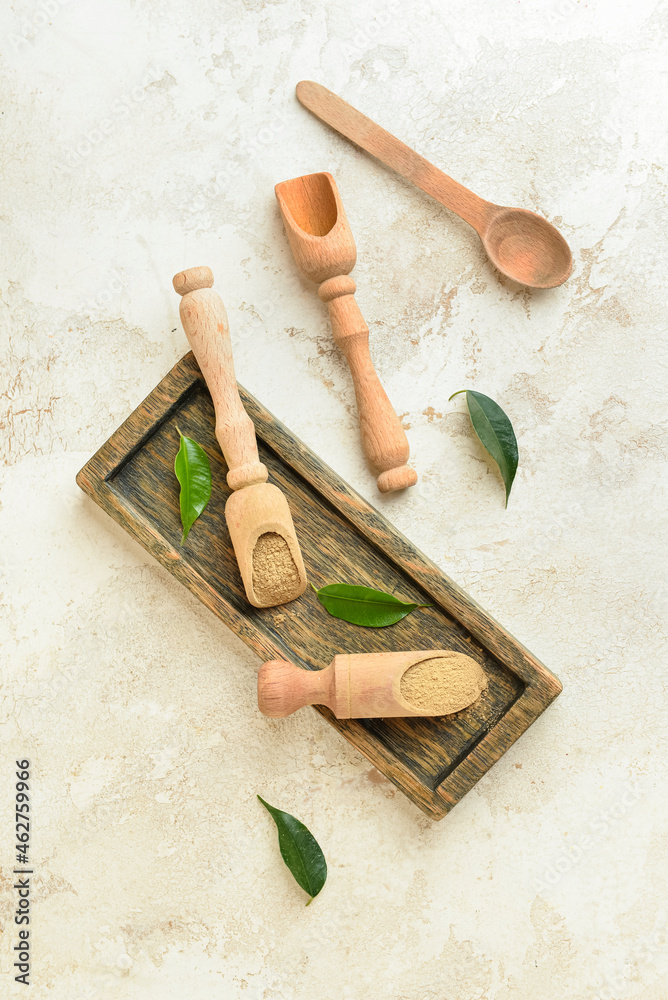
[{"xmin": 76, "ymin": 352, "xmax": 561, "ymax": 820}]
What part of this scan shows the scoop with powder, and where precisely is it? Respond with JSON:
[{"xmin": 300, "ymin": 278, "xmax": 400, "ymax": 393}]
[
  {"xmin": 174, "ymin": 268, "xmax": 307, "ymax": 609},
  {"xmin": 257, "ymin": 649, "xmax": 487, "ymax": 719}
]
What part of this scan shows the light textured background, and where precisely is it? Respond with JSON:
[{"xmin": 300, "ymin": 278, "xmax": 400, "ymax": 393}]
[{"xmin": 1, "ymin": 1, "xmax": 667, "ymax": 997}]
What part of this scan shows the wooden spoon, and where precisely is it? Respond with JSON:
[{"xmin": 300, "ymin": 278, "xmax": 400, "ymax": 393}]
[{"xmin": 296, "ymin": 81, "xmax": 573, "ymax": 289}]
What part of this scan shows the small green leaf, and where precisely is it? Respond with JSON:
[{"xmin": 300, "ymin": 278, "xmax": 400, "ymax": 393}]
[
  {"xmin": 312, "ymin": 582, "xmax": 429, "ymax": 628},
  {"xmin": 257, "ymin": 796, "xmax": 327, "ymax": 904},
  {"xmin": 174, "ymin": 431, "xmax": 212, "ymax": 544},
  {"xmin": 449, "ymin": 389, "xmax": 519, "ymax": 506}
]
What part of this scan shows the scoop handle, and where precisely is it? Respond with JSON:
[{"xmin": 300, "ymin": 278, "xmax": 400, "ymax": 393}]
[
  {"xmin": 296, "ymin": 80, "xmax": 492, "ymax": 233},
  {"xmin": 319, "ymin": 276, "xmax": 417, "ymax": 493},
  {"xmin": 257, "ymin": 659, "xmax": 336, "ymax": 717},
  {"xmin": 173, "ymin": 267, "xmax": 268, "ymax": 492}
]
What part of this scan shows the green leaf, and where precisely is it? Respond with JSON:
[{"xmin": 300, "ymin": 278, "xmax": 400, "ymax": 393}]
[
  {"xmin": 174, "ymin": 431, "xmax": 212, "ymax": 544},
  {"xmin": 449, "ymin": 389, "xmax": 519, "ymax": 507},
  {"xmin": 312, "ymin": 582, "xmax": 429, "ymax": 628},
  {"xmin": 257, "ymin": 796, "xmax": 327, "ymax": 904}
]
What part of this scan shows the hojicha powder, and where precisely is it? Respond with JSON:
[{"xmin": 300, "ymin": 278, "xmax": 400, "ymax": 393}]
[
  {"xmin": 251, "ymin": 532, "xmax": 301, "ymax": 606},
  {"xmin": 400, "ymin": 651, "xmax": 487, "ymax": 715}
]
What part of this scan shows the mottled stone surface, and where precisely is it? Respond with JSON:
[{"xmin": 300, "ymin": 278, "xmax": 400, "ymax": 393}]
[{"xmin": 1, "ymin": 1, "xmax": 667, "ymax": 997}]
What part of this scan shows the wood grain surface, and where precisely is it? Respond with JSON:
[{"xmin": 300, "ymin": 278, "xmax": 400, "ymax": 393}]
[{"xmin": 76, "ymin": 352, "xmax": 562, "ymax": 820}]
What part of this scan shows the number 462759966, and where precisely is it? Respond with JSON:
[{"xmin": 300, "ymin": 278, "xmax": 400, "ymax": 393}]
[{"xmin": 15, "ymin": 761, "xmax": 30, "ymax": 865}]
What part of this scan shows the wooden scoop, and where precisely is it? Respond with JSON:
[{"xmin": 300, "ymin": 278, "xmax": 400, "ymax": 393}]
[
  {"xmin": 296, "ymin": 81, "xmax": 573, "ymax": 289},
  {"xmin": 275, "ymin": 171, "xmax": 418, "ymax": 494},
  {"xmin": 173, "ymin": 266, "xmax": 307, "ymax": 608},
  {"xmin": 258, "ymin": 649, "xmax": 487, "ymax": 719}
]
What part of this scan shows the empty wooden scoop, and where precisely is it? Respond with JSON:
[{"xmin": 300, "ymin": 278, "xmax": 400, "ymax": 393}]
[
  {"xmin": 173, "ymin": 266, "xmax": 307, "ymax": 607},
  {"xmin": 275, "ymin": 171, "xmax": 417, "ymax": 493},
  {"xmin": 258, "ymin": 649, "xmax": 487, "ymax": 719},
  {"xmin": 296, "ymin": 81, "xmax": 573, "ymax": 289}
]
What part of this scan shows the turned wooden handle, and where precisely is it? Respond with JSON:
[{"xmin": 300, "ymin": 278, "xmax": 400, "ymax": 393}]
[
  {"xmin": 257, "ymin": 659, "xmax": 335, "ymax": 717},
  {"xmin": 275, "ymin": 172, "xmax": 417, "ymax": 493},
  {"xmin": 296, "ymin": 81, "xmax": 493, "ymax": 234},
  {"xmin": 173, "ymin": 267, "xmax": 268, "ymax": 492},
  {"xmin": 318, "ymin": 276, "xmax": 417, "ymax": 492}
]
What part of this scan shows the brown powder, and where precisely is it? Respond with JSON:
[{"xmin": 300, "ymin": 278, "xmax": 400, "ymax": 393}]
[
  {"xmin": 251, "ymin": 532, "xmax": 301, "ymax": 606},
  {"xmin": 399, "ymin": 651, "xmax": 487, "ymax": 715}
]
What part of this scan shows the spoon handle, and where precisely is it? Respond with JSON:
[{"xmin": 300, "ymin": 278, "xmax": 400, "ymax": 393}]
[{"xmin": 296, "ymin": 81, "xmax": 493, "ymax": 234}]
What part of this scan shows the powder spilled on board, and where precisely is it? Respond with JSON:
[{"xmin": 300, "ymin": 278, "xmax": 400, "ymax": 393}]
[
  {"xmin": 400, "ymin": 652, "xmax": 487, "ymax": 715},
  {"xmin": 252, "ymin": 532, "xmax": 301, "ymax": 605}
]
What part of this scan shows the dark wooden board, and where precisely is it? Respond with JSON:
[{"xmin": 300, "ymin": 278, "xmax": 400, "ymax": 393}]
[{"xmin": 76, "ymin": 352, "xmax": 561, "ymax": 820}]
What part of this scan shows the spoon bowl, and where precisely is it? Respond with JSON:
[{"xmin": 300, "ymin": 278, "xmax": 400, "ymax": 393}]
[{"xmin": 483, "ymin": 207, "xmax": 573, "ymax": 288}]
